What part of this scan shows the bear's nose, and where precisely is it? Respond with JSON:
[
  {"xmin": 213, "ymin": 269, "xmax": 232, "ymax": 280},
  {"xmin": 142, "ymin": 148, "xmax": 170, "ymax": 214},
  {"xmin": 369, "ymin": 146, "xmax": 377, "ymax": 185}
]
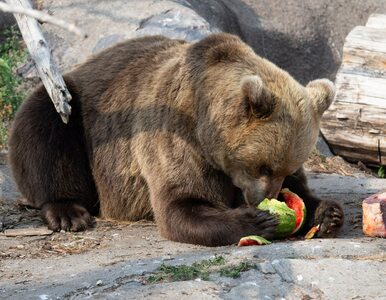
[{"xmin": 264, "ymin": 177, "xmax": 284, "ymax": 200}]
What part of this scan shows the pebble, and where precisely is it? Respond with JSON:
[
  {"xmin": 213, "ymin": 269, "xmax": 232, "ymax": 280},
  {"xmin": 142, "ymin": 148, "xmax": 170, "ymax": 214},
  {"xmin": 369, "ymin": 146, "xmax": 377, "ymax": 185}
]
[
  {"xmin": 161, "ymin": 255, "xmax": 174, "ymax": 261},
  {"xmin": 259, "ymin": 261, "xmax": 276, "ymax": 274}
]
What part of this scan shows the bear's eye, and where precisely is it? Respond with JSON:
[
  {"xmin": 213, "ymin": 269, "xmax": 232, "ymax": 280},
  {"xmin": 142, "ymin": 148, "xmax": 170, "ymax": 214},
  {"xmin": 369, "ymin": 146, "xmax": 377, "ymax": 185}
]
[{"xmin": 259, "ymin": 165, "xmax": 273, "ymax": 176}]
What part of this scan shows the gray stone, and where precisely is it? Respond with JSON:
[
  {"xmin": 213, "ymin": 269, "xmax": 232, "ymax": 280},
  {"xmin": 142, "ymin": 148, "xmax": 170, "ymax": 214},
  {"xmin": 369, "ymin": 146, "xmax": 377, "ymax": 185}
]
[
  {"xmin": 271, "ymin": 259, "xmax": 293, "ymax": 283},
  {"xmin": 224, "ymin": 282, "xmax": 261, "ymax": 299},
  {"xmin": 316, "ymin": 134, "xmax": 334, "ymax": 157},
  {"xmin": 0, "ymin": 163, "xmax": 20, "ymax": 201},
  {"xmin": 38, "ymin": 0, "xmax": 219, "ymax": 72},
  {"xmin": 182, "ymin": 0, "xmax": 386, "ymax": 84},
  {"xmin": 307, "ymin": 173, "xmax": 385, "ymax": 195},
  {"xmin": 93, "ymin": 34, "xmax": 126, "ymax": 53},
  {"xmin": 34, "ymin": 0, "xmax": 386, "ymax": 85},
  {"xmin": 135, "ymin": 7, "xmax": 217, "ymax": 42},
  {"xmin": 258, "ymin": 261, "xmax": 276, "ymax": 274}
]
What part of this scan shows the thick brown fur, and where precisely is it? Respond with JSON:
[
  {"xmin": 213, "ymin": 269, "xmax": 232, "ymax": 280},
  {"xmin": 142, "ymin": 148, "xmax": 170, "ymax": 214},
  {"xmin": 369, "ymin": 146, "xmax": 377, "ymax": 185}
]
[{"xmin": 9, "ymin": 33, "xmax": 343, "ymax": 246}]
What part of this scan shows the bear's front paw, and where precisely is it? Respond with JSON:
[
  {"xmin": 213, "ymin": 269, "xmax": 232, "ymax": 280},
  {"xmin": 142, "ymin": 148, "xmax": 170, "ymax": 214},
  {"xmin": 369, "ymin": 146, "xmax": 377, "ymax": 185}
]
[
  {"xmin": 242, "ymin": 208, "xmax": 279, "ymax": 239},
  {"xmin": 41, "ymin": 201, "xmax": 93, "ymax": 232},
  {"xmin": 313, "ymin": 200, "xmax": 344, "ymax": 238}
]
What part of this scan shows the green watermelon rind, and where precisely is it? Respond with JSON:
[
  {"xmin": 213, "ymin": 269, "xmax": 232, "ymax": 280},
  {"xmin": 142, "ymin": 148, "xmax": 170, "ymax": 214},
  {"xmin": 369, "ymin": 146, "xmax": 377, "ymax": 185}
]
[
  {"xmin": 257, "ymin": 198, "xmax": 296, "ymax": 238},
  {"xmin": 239, "ymin": 235, "xmax": 272, "ymax": 245},
  {"xmin": 281, "ymin": 188, "xmax": 307, "ymax": 234}
]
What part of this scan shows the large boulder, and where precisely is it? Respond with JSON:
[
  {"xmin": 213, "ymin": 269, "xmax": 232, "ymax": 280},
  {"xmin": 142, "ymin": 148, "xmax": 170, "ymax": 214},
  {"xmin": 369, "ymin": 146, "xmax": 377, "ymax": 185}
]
[
  {"xmin": 36, "ymin": 0, "xmax": 218, "ymax": 72},
  {"xmin": 18, "ymin": 0, "xmax": 386, "ymax": 83}
]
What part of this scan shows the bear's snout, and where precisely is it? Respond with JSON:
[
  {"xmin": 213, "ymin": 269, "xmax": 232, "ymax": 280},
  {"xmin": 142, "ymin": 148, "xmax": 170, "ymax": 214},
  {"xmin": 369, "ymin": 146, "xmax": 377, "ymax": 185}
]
[{"xmin": 242, "ymin": 176, "xmax": 284, "ymax": 207}]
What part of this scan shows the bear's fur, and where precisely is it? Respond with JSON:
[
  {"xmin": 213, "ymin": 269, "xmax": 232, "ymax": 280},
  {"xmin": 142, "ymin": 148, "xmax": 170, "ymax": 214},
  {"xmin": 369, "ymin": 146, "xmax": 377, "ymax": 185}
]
[{"xmin": 9, "ymin": 33, "xmax": 343, "ymax": 246}]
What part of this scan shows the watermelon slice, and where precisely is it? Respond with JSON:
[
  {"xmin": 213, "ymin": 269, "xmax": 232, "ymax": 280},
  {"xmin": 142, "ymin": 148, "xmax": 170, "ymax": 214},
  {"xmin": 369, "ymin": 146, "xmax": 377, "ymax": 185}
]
[
  {"xmin": 238, "ymin": 235, "xmax": 271, "ymax": 246},
  {"xmin": 281, "ymin": 188, "xmax": 307, "ymax": 234},
  {"xmin": 257, "ymin": 198, "xmax": 297, "ymax": 238},
  {"xmin": 238, "ymin": 189, "xmax": 308, "ymax": 244}
]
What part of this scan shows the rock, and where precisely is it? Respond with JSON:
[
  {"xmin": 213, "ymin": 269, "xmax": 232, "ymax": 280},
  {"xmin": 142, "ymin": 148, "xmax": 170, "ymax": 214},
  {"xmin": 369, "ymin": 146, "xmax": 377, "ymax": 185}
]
[
  {"xmin": 258, "ymin": 261, "xmax": 276, "ymax": 274},
  {"xmin": 96, "ymin": 279, "xmax": 103, "ymax": 286},
  {"xmin": 38, "ymin": 0, "xmax": 218, "ymax": 72},
  {"xmin": 224, "ymin": 282, "xmax": 261, "ymax": 300},
  {"xmin": 93, "ymin": 34, "xmax": 126, "ymax": 53},
  {"xmin": 271, "ymin": 259, "xmax": 293, "ymax": 283},
  {"xmin": 135, "ymin": 7, "xmax": 217, "ymax": 42},
  {"xmin": 316, "ymin": 135, "xmax": 334, "ymax": 157},
  {"xmin": 0, "ymin": 164, "xmax": 20, "ymax": 201}
]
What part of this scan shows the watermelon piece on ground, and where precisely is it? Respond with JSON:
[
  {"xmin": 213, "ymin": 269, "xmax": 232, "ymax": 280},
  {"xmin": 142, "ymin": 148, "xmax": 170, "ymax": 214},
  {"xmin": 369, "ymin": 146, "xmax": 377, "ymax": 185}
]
[
  {"xmin": 238, "ymin": 235, "xmax": 272, "ymax": 246},
  {"xmin": 305, "ymin": 225, "xmax": 320, "ymax": 239}
]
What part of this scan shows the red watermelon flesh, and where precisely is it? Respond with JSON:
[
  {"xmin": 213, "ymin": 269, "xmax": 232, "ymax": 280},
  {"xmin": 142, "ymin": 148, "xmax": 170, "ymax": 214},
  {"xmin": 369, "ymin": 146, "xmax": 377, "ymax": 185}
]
[
  {"xmin": 238, "ymin": 238, "xmax": 260, "ymax": 246},
  {"xmin": 281, "ymin": 188, "xmax": 306, "ymax": 234},
  {"xmin": 238, "ymin": 235, "xmax": 272, "ymax": 246}
]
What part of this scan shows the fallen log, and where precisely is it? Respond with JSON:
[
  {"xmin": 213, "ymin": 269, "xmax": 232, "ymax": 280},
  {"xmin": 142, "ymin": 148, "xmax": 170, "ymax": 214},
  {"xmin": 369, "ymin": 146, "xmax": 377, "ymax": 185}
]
[{"xmin": 321, "ymin": 14, "xmax": 386, "ymax": 166}]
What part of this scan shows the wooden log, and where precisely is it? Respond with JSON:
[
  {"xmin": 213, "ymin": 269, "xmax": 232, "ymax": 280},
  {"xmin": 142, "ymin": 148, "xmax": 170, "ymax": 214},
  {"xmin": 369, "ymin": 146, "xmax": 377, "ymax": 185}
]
[
  {"xmin": 366, "ymin": 14, "xmax": 386, "ymax": 29},
  {"xmin": 323, "ymin": 102, "xmax": 386, "ymax": 126},
  {"xmin": 5, "ymin": 0, "xmax": 72, "ymax": 123},
  {"xmin": 321, "ymin": 20, "xmax": 386, "ymax": 166},
  {"xmin": 321, "ymin": 126, "xmax": 382, "ymax": 165},
  {"xmin": 344, "ymin": 26, "xmax": 386, "ymax": 53},
  {"xmin": 334, "ymin": 74, "xmax": 386, "ymax": 108},
  {"xmin": 341, "ymin": 50, "xmax": 386, "ymax": 76}
]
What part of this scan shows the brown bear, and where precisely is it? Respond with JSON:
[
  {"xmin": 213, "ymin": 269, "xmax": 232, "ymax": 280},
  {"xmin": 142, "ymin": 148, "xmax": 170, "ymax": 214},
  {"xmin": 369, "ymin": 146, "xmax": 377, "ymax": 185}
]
[{"xmin": 9, "ymin": 33, "xmax": 343, "ymax": 246}]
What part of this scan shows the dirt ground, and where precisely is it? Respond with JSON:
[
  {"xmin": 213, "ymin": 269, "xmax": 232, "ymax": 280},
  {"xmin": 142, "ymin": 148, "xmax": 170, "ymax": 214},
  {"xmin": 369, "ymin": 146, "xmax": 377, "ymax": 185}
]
[
  {"xmin": 1, "ymin": 162, "xmax": 385, "ymax": 299},
  {"xmin": 0, "ymin": 152, "xmax": 374, "ymax": 266}
]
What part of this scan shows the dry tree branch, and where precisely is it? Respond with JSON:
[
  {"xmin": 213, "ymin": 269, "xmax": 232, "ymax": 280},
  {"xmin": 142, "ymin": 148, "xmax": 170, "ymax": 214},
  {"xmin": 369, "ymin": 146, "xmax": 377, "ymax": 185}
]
[
  {"xmin": 4, "ymin": 0, "xmax": 73, "ymax": 123},
  {"xmin": 0, "ymin": 1, "xmax": 87, "ymax": 37}
]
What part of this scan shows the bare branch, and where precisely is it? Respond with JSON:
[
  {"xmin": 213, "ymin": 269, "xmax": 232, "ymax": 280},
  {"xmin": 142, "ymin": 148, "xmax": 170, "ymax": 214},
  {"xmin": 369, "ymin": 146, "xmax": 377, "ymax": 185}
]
[
  {"xmin": 5, "ymin": 0, "xmax": 72, "ymax": 123},
  {"xmin": 0, "ymin": 1, "xmax": 87, "ymax": 38}
]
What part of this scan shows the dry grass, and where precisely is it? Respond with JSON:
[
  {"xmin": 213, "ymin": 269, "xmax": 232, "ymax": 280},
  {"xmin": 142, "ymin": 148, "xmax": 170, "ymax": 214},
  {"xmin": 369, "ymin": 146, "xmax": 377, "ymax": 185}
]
[{"xmin": 304, "ymin": 149, "xmax": 375, "ymax": 177}]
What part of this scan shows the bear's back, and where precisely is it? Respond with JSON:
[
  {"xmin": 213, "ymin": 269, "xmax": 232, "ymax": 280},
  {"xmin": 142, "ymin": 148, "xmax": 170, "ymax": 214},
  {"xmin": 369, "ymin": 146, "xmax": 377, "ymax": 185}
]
[{"xmin": 67, "ymin": 36, "xmax": 187, "ymax": 106}]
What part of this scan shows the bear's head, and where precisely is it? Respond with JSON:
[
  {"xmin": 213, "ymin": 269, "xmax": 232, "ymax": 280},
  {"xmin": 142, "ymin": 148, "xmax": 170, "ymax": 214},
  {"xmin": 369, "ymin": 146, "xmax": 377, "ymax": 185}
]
[{"xmin": 188, "ymin": 34, "xmax": 335, "ymax": 206}]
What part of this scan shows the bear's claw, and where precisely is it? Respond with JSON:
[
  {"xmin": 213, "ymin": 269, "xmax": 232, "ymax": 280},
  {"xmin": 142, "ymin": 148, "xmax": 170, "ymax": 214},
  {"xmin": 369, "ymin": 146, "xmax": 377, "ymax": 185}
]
[{"xmin": 313, "ymin": 201, "xmax": 344, "ymax": 237}]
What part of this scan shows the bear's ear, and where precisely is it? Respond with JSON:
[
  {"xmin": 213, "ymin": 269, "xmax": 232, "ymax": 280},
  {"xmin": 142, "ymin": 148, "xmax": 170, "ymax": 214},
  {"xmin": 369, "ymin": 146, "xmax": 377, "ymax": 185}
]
[
  {"xmin": 306, "ymin": 79, "xmax": 335, "ymax": 116},
  {"xmin": 241, "ymin": 75, "xmax": 276, "ymax": 119}
]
